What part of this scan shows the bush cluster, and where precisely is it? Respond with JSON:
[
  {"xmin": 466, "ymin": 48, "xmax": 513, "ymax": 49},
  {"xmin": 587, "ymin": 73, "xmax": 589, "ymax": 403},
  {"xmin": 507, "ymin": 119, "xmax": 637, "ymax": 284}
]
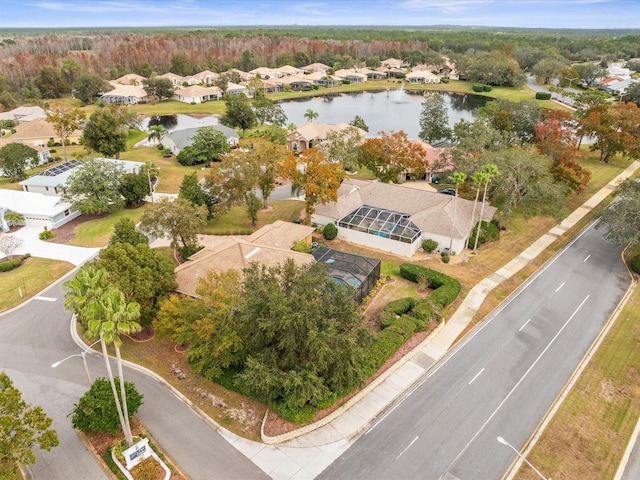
[
  {"xmin": 468, "ymin": 220, "xmax": 500, "ymax": 248},
  {"xmin": 422, "ymin": 238, "xmax": 438, "ymax": 253},
  {"xmin": 472, "ymin": 83, "xmax": 484, "ymax": 92},
  {"xmin": 399, "ymin": 263, "xmax": 461, "ymax": 308},
  {"xmin": 535, "ymin": 91, "xmax": 552, "ymax": 100},
  {"xmin": 39, "ymin": 230, "xmax": 54, "ymax": 240},
  {"xmin": 629, "ymin": 254, "xmax": 640, "ymax": 274},
  {"xmin": 0, "ymin": 256, "xmax": 24, "ymax": 272},
  {"xmin": 323, "ymin": 223, "xmax": 338, "ymax": 240}
]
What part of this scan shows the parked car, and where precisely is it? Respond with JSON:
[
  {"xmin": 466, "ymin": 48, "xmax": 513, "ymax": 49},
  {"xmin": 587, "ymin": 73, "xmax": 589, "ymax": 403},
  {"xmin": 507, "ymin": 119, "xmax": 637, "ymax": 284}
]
[{"xmin": 438, "ymin": 188, "xmax": 456, "ymax": 196}]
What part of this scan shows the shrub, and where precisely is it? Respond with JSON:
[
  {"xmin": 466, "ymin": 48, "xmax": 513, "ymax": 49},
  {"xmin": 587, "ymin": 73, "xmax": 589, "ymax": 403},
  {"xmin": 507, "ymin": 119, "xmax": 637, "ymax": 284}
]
[
  {"xmin": 270, "ymin": 402, "xmax": 316, "ymax": 424},
  {"xmin": 130, "ymin": 457, "xmax": 164, "ymax": 480},
  {"xmin": 323, "ymin": 223, "xmax": 338, "ymax": 240},
  {"xmin": 0, "ymin": 258, "xmax": 23, "ymax": 272},
  {"xmin": 39, "ymin": 230, "xmax": 54, "ymax": 240},
  {"xmin": 441, "ymin": 252, "xmax": 450, "ymax": 263},
  {"xmin": 472, "ymin": 83, "xmax": 484, "ymax": 92},
  {"xmin": 380, "ymin": 310, "xmax": 397, "ymax": 328},
  {"xmin": 483, "ymin": 84, "xmax": 492, "ymax": 92},
  {"xmin": 535, "ymin": 91, "xmax": 552, "ymax": 100},
  {"xmin": 629, "ymin": 254, "xmax": 640, "ymax": 274},
  {"xmin": 399, "ymin": 263, "xmax": 460, "ymax": 308},
  {"xmin": 383, "ymin": 297, "xmax": 415, "ymax": 316},
  {"xmin": 71, "ymin": 378, "xmax": 143, "ymax": 434},
  {"xmin": 468, "ymin": 220, "xmax": 500, "ymax": 248},
  {"xmin": 410, "ymin": 299, "xmax": 433, "ymax": 322},
  {"xmin": 388, "ymin": 315, "xmax": 417, "ymax": 338},
  {"xmin": 422, "ymin": 238, "xmax": 438, "ymax": 253},
  {"xmin": 440, "ymin": 78, "xmax": 449, "ymax": 83},
  {"xmin": 367, "ymin": 328, "xmax": 405, "ymax": 373},
  {"xmin": 291, "ymin": 239, "xmax": 312, "ymax": 254}
]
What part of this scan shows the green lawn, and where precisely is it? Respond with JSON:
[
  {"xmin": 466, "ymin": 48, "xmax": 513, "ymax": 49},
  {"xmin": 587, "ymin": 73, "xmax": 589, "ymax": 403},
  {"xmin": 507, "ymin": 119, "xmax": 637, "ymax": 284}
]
[
  {"xmin": 203, "ymin": 199, "xmax": 304, "ymax": 235},
  {"xmin": 0, "ymin": 257, "xmax": 74, "ymax": 312},
  {"xmin": 70, "ymin": 206, "xmax": 149, "ymax": 247}
]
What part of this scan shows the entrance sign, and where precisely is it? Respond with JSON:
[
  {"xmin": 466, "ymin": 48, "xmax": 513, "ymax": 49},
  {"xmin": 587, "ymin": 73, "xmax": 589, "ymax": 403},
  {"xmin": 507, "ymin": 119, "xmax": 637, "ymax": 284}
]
[{"xmin": 123, "ymin": 438, "xmax": 151, "ymax": 470}]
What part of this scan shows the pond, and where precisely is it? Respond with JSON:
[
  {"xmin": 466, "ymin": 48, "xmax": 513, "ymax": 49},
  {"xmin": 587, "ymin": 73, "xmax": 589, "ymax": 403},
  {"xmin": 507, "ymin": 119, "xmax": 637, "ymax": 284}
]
[
  {"xmin": 278, "ymin": 90, "xmax": 488, "ymax": 138},
  {"xmin": 140, "ymin": 91, "xmax": 488, "ymax": 139}
]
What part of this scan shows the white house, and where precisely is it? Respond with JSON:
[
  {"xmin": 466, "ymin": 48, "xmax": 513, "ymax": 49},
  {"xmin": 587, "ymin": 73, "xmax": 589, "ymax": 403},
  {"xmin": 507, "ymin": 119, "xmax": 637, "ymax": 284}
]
[
  {"xmin": 0, "ymin": 189, "xmax": 79, "ymax": 230},
  {"xmin": 100, "ymin": 84, "xmax": 149, "ymax": 104},
  {"xmin": 226, "ymin": 82, "xmax": 249, "ymax": 96},
  {"xmin": 312, "ymin": 179, "xmax": 496, "ymax": 257},
  {"xmin": 159, "ymin": 72, "xmax": 188, "ymax": 87},
  {"xmin": 406, "ymin": 70, "xmax": 441, "ymax": 84},
  {"xmin": 161, "ymin": 126, "xmax": 240, "ymax": 155},
  {"xmin": 0, "ymin": 139, "xmax": 51, "ymax": 167},
  {"xmin": 189, "ymin": 70, "xmax": 219, "ymax": 85},
  {"xmin": 0, "ymin": 106, "xmax": 46, "ymax": 125},
  {"xmin": 333, "ymin": 69, "xmax": 368, "ymax": 83},
  {"xmin": 19, "ymin": 158, "xmax": 145, "ymax": 196}
]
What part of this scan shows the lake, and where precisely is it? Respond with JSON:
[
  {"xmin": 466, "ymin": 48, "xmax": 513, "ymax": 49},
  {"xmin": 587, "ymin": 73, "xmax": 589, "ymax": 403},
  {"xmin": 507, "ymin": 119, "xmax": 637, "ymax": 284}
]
[
  {"xmin": 278, "ymin": 90, "xmax": 488, "ymax": 138},
  {"xmin": 141, "ymin": 91, "xmax": 488, "ymax": 139}
]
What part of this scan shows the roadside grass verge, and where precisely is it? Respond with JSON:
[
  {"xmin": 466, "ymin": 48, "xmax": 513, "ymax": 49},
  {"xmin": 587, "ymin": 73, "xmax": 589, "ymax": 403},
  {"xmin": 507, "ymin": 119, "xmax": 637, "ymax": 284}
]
[
  {"xmin": 69, "ymin": 206, "xmax": 148, "ymax": 247},
  {"xmin": 519, "ymin": 250, "xmax": 640, "ymax": 480},
  {"xmin": 202, "ymin": 199, "xmax": 303, "ymax": 235},
  {"xmin": 0, "ymin": 257, "xmax": 74, "ymax": 312}
]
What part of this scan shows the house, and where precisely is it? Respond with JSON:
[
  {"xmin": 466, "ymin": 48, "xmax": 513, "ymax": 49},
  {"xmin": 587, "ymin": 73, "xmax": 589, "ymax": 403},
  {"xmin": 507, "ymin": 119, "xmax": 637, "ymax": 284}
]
[
  {"xmin": 249, "ymin": 67, "xmax": 282, "ymax": 79},
  {"xmin": 161, "ymin": 125, "xmax": 239, "ymax": 155},
  {"xmin": 0, "ymin": 106, "xmax": 46, "ymax": 125},
  {"xmin": 276, "ymin": 75, "xmax": 314, "ymax": 91},
  {"xmin": 305, "ymin": 72, "xmax": 343, "ymax": 87},
  {"xmin": 312, "ymin": 179, "xmax": 496, "ymax": 256},
  {"xmin": 226, "ymin": 82, "xmax": 249, "ymax": 96},
  {"xmin": 397, "ymin": 141, "xmax": 452, "ymax": 183},
  {"xmin": 174, "ymin": 220, "xmax": 316, "ymax": 297},
  {"xmin": 0, "ymin": 139, "xmax": 51, "ymax": 167},
  {"xmin": 159, "ymin": 72, "xmax": 188, "ymax": 87},
  {"xmin": 6, "ymin": 117, "xmax": 82, "ymax": 147},
  {"xmin": 0, "ymin": 189, "xmax": 79, "ymax": 230},
  {"xmin": 406, "ymin": 70, "xmax": 441, "ymax": 84},
  {"xmin": 223, "ymin": 69, "xmax": 253, "ymax": 82},
  {"xmin": 377, "ymin": 66, "xmax": 405, "ymax": 78},
  {"xmin": 381, "ymin": 58, "xmax": 405, "ymax": 69},
  {"xmin": 286, "ymin": 123, "xmax": 366, "ymax": 153},
  {"xmin": 333, "ymin": 69, "xmax": 368, "ymax": 83},
  {"xmin": 99, "ymin": 84, "xmax": 149, "ymax": 104},
  {"xmin": 173, "ymin": 85, "xmax": 223, "ymax": 104},
  {"xmin": 113, "ymin": 73, "xmax": 147, "ymax": 86},
  {"xmin": 302, "ymin": 63, "xmax": 331, "ymax": 75},
  {"xmin": 19, "ymin": 158, "xmax": 145, "ymax": 196},
  {"xmin": 189, "ymin": 70, "xmax": 219, "ymax": 85},
  {"xmin": 275, "ymin": 65, "xmax": 304, "ymax": 76}
]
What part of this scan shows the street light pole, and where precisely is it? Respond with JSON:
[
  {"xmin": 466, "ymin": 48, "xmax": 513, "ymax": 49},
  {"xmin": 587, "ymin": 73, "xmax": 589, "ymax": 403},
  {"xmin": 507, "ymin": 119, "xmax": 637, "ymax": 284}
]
[
  {"xmin": 51, "ymin": 339, "xmax": 100, "ymax": 385},
  {"xmin": 497, "ymin": 436, "xmax": 549, "ymax": 480}
]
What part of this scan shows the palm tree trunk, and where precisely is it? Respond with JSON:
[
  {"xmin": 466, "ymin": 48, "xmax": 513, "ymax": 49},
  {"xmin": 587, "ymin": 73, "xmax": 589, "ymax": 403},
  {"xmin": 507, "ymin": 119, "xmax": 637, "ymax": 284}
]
[
  {"xmin": 473, "ymin": 182, "xmax": 489, "ymax": 254},
  {"xmin": 100, "ymin": 334, "xmax": 131, "ymax": 445},
  {"xmin": 468, "ymin": 185, "xmax": 481, "ymax": 252},
  {"xmin": 115, "ymin": 345, "xmax": 134, "ymax": 446}
]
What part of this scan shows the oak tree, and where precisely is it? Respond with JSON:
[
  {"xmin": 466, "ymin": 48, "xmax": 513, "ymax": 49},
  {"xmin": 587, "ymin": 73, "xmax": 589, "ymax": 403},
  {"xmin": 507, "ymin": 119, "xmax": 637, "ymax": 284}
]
[
  {"xmin": 62, "ymin": 158, "xmax": 125, "ymax": 214},
  {"xmin": 45, "ymin": 102, "xmax": 86, "ymax": 161}
]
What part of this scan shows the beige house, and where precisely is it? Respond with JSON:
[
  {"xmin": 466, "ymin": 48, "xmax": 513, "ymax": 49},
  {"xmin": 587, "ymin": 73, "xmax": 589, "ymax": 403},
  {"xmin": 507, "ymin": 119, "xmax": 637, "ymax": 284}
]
[
  {"xmin": 100, "ymin": 84, "xmax": 149, "ymax": 104},
  {"xmin": 189, "ymin": 70, "xmax": 219, "ymax": 85},
  {"xmin": 0, "ymin": 106, "xmax": 46, "ymax": 125},
  {"xmin": 333, "ymin": 69, "xmax": 368, "ymax": 83},
  {"xmin": 7, "ymin": 118, "xmax": 82, "ymax": 147},
  {"xmin": 175, "ymin": 220, "xmax": 316, "ymax": 297},
  {"xmin": 173, "ymin": 85, "xmax": 223, "ymax": 104},
  {"xmin": 381, "ymin": 58, "xmax": 405, "ymax": 69},
  {"xmin": 286, "ymin": 123, "xmax": 366, "ymax": 153},
  {"xmin": 312, "ymin": 179, "xmax": 496, "ymax": 257},
  {"xmin": 406, "ymin": 70, "xmax": 441, "ymax": 84},
  {"xmin": 275, "ymin": 65, "xmax": 304, "ymax": 76},
  {"xmin": 113, "ymin": 73, "xmax": 147, "ymax": 85},
  {"xmin": 159, "ymin": 72, "xmax": 188, "ymax": 86},
  {"xmin": 302, "ymin": 63, "xmax": 331, "ymax": 75},
  {"xmin": 249, "ymin": 67, "xmax": 282, "ymax": 79},
  {"xmin": 305, "ymin": 72, "xmax": 342, "ymax": 87},
  {"xmin": 0, "ymin": 138, "xmax": 51, "ymax": 166}
]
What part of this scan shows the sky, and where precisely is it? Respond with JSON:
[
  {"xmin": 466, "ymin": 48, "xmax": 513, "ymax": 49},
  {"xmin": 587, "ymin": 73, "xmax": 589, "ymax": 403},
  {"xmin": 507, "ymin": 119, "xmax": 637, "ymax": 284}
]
[{"xmin": 0, "ymin": 0, "xmax": 639, "ymax": 30}]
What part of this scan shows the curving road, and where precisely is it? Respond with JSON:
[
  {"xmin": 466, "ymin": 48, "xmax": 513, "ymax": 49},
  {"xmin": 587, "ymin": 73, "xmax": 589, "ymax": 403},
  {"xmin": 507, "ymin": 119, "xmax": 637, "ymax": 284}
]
[
  {"xmin": 0, "ymin": 272, "xmax": 268, "ymax": 480},
  {"xmin": 321, "ymin": 222, "xmax": 630, "ymax": 479}
]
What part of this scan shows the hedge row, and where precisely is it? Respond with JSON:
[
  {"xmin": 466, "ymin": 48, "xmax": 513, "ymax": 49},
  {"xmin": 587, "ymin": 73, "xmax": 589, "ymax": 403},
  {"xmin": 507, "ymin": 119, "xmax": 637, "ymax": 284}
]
[
  {"xmin": 629, "ymin": 254, "xmax": 640, "ymax": 274},
  {"xmin": 399, "ymin": 263, "xmax": 461, "ymax": 308},
  {"xmin": 535, "ymin": 91, "xmax": 552, "ymax": 100},
  {"xmin": 0, "ymin": 254, "xmax": 30, "ymax": 272},
  {"xmin": 472, "ymin": 83, "xmax": 493, "ymax": 92}
]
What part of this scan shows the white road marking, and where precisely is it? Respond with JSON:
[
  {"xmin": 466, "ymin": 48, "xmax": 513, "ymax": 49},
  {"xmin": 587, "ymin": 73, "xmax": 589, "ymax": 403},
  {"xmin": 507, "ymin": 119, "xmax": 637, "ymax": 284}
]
[
  {"xmin": 583, "ymin": 254, "xmax": 591, "ymax": 263},
  {"xmin": 468, "ymin": 368, "xmax": 485, "ymax": 385},
  {"xmin": 518, "ymin": 318, "xmax": 532, "ymax": 332},
  {"xmin": 450, "ymin": 295, "xmax": 590, "ymax": 467},
  {"xmin": 35, "ymin": 296, "xmax": 57, "ymax": 302},
  {"xmin": 396, "ymin": 436, "xmax": 419, "ymax": 460},
  {"xmin": 555, "ymin": 282, "xmax": 565, "ymax": 292}
]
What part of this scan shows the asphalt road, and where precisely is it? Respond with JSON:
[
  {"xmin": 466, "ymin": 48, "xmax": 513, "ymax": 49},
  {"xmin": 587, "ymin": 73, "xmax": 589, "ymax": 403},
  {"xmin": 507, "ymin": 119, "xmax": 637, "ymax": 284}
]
[
  {"xmin": 321, "ymin": 222, "xmax": 630, "ymax": 479},
  {"xmin": 0, "ymin": 274, "xmax": 268, "ymax": 480}
]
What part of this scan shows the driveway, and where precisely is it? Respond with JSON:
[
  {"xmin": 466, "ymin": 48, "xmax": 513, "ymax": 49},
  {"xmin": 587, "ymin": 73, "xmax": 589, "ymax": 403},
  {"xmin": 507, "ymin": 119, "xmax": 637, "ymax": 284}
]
[{"xmin": 1, "ymin": 226, "xmax": 100, "ymax": 266}]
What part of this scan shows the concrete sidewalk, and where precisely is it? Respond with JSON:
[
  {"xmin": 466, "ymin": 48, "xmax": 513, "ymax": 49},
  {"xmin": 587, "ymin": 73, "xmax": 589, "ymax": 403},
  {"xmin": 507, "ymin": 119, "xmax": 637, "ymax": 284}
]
[{"xmin": 218, "ymin": 161, "xmax": 639, "ymax": 480}]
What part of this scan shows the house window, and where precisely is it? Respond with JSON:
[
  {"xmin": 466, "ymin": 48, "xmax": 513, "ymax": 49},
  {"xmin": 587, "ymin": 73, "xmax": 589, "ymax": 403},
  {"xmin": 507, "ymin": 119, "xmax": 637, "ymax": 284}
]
[
  {"xmin": 64, "ymin": 209, "xmax": 70, "ymax": 217},
  {"xmin": 45, "ymin": 187, "xmax": 49, "ymax": 191}
]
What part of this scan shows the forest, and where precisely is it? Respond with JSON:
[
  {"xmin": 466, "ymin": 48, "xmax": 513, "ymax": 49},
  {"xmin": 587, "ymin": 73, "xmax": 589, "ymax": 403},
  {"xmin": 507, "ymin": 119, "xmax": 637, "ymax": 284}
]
[{"xmin": 0, "ymin": 26, "xmax": 639, "ymax": 106}]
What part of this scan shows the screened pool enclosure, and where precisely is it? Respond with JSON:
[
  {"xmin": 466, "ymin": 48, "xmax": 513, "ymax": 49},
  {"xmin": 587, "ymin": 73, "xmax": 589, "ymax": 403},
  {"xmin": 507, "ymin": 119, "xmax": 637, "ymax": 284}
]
[
  {"xmin": 313, "ymin": 246, "xmax": 381, "ymax": 304},
  {"xmin": 337, "ymin": 205, "xmax": 422, "ymax": 244}
]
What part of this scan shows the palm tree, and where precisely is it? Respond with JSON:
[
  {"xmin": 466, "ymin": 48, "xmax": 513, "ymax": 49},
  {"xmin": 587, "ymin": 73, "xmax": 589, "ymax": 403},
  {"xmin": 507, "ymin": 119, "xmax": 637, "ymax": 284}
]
[
  {"xmin": 448, "ymin": 171, "xmax": 467, "ymax": 253},
  {"xmin": 64, "ymin": 266, "xmax": 109, "ymax": 329},
  {"xmin": 304, "ymin": 109, "xmax": 319, "ymax": 123},
  {"xmin": 87, "ymin": 287, "xmax": 141, "ymax": 447},
  {"xmin": 3, "ymin": 211, "xmax": 25, "ymax": 227},
  {"xmin": 473, "ymin": 164, "xmax": 499, "ymax": 254},
  {"xmin": 148, "ymin": 125, "xmax": 167, "ymax": 144},
  {"xmin": 468, "ymin": 171, "xmax": 486, "ymax": 252}
]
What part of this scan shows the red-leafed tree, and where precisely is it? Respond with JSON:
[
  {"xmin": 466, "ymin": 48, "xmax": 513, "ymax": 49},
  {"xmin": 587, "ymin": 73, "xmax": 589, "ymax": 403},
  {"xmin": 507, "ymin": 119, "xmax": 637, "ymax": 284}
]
[
  {"xmin": 535, "ymin": 110, "xmax": 591, "ymax": 192},
  {"xmin": 358, "ymin": 130, "xmax": 428, "ymax": 183},
  {"xmin": 579, "ymin": 102, "xmax": 640, "ymax": 163}
]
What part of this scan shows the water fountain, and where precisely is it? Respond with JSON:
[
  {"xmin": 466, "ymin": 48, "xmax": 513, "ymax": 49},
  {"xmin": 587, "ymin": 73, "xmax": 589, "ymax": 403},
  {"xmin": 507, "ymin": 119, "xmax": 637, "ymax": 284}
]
[{"xmin": 391, "ymin": 82, "xmax": 407, "ymax": 103}]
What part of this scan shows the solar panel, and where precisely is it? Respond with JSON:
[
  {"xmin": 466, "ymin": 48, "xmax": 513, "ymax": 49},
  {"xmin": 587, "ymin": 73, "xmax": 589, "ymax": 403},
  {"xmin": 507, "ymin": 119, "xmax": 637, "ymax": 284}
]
[{"xmin": 38, "ymin": 159, "xmax": 83, "ymax": 177}]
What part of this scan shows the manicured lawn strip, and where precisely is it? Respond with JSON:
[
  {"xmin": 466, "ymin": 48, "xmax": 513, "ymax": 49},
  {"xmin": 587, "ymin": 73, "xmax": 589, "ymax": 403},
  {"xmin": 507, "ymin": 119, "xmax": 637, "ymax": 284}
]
[
  {"xmin": 202, "ymin": 199, "xmax": 304, "ymax": 235},
  {"xmin": 70, "ymin": 206, "xmax": 148, "ymax": 247},
  {"xmin": 520, "ymin": 258, "xmax": 640, "ymax": 480},
  {"xmin": 0, "ymin": 258, "xmax": 74, "ymax": 312}
]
